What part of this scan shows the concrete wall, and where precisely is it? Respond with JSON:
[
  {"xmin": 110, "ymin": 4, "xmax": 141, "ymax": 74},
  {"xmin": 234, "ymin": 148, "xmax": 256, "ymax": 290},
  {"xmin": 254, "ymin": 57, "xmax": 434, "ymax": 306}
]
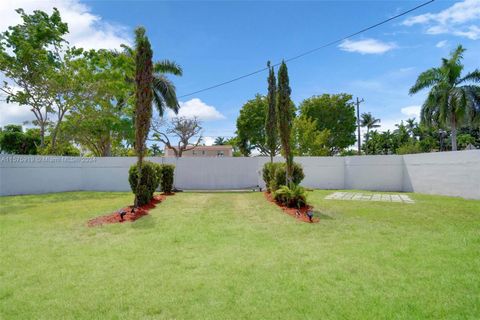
[{"xmin": 1, "ymin": 151, "xmax": 479, "ymax": 199}]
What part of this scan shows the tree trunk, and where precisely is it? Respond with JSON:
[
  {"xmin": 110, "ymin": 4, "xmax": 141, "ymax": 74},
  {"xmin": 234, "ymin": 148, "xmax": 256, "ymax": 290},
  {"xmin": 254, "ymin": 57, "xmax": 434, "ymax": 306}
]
[{"xmin": 451, "ymin": 115, "xmax": 457, "ymax": 151}]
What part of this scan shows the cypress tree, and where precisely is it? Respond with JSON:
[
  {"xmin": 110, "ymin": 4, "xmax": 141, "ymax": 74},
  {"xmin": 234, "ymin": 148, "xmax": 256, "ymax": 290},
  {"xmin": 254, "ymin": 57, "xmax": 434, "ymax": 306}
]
[
  {"xmin": 134, "ymin": 27, "xmax": 153, "ymax": 208},
  {"xmin": 276, "ymin": 61, "xmax": 293, "ymax": 186},
  {"xmin": 265, "ymin": 61, "xmax": 277, "ymax": 163}
]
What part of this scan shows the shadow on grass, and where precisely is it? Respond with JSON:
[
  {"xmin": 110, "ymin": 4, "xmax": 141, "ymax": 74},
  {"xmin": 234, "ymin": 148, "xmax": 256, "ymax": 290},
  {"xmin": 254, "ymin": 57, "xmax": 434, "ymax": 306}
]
[
  {"xmin": 312, "ymin": 210, "xmax": 335, "ymax": 220},
  {"xmin": 130, "ymin": 214, "xmax": 156, "ymax": 229}
]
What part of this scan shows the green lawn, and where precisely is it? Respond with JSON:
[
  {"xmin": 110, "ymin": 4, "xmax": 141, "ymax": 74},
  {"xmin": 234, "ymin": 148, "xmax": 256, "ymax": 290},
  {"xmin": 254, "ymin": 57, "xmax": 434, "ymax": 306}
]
[{"xmin": 1, "ymin": 190, "xmax": 479, "ymax": 319}]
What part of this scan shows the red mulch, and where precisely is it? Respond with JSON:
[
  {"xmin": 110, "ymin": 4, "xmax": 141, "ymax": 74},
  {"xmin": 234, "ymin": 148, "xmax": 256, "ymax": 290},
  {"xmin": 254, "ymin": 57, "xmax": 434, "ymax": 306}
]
[
  {"xmin": 87, "ymin": 194, "xmax": 170, "ymax": 227},
  {"xmin": 264, "ymin": 192, "xmax": 319, "ymax": 223}
]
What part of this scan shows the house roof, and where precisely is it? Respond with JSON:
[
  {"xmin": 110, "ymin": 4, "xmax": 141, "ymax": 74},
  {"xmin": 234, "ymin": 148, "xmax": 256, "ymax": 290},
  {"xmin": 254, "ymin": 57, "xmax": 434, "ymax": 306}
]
[{"xmin": 165, "ymin": 145, "xmax": 233, "ymax": 151}]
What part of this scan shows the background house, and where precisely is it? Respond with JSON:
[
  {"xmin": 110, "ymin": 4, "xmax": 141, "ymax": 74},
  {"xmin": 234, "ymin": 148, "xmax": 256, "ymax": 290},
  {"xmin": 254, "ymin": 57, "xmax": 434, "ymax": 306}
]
[{"xmin": 164, "ymin": 145, "xmax": 233, "ymax": 157}]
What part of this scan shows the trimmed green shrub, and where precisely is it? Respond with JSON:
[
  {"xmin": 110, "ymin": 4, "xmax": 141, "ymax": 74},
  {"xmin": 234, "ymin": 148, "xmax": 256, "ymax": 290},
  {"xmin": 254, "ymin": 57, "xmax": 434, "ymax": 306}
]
[
  {"xmin": 129, "ymin": 161, "xmax": 161, "ymax": 206},
  {"xmin": 262, "ymin": 162, "xmax": 283, "ymax": 192},
  {"xmin": 274, "ymin": 185, "xmax": 307, "ymax": 208},
  {"xmin": 262, "ymin": 162, "xmax": 305, "ymax": 192},
  {"xmin": 160, "ymin": 164, "xmax": 175, "ymax": 194},
  {"xmin": 273, "ymin": 162, "xmax": 305, "ymax": 190}
]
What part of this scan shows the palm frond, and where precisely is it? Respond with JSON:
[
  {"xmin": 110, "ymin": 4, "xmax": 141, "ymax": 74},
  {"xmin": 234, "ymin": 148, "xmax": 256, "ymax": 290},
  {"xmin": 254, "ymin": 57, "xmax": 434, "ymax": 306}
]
[
  {"xmin": 152, "ymin": 74, "xmax": 180, "ymax": 116},
  {"xmin": 154, "ymin": 59, "xmax": 183, "ymax": 76},
  {"xmin": 458, "ymin": 69, "xmax": 480, "ymax": 84},
  {"xmin": 409, "ymin": 68, "xmax": 442, "ymax": 94}
]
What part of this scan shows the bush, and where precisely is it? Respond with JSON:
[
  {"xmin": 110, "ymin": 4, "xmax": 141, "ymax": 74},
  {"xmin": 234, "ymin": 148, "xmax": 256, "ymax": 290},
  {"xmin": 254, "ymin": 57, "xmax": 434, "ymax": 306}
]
[
  {"xmin": 128, "ymin": 161, "xmax": 161, "ymax": 206},
  {"xmin": 273, "ymin": 162, "xmax": 305, "ymax": 190},
  {"xmin": 262, "ymin": 162, "xmax": 305, "ymax": 192},
  {"xmin": 159, "ymin": 164, "xmax": 175, "ymax": 194},
  {"xmin": 273, "ymin": 185, "xmax": 307, "ymax": 208},
  {"xmin": 396, "ymin": 142, "xmax": 423, "ymax": 155},
  {"xmin": 262, "ymin": 162, "xmax": 283, "ymax": 192}
]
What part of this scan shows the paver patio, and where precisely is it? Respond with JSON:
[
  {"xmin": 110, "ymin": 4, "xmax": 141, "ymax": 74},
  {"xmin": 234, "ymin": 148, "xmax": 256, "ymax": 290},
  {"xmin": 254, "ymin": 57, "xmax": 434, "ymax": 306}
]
[{"xmin": 325, "ymin": 191, "xmax": 414, "ymax": 203}]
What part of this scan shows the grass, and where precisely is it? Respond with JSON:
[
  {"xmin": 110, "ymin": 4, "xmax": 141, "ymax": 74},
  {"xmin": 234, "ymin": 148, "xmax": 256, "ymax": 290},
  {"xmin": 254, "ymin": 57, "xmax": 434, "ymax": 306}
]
[{"xmin": 0, "ymin": 190, "xmax": 479, "ymax": 319}]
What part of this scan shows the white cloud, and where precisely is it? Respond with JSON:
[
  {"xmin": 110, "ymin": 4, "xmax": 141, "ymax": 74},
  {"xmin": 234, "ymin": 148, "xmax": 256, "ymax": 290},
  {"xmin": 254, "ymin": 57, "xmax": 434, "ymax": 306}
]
[
  {"xmin": 338, "ymin": 39, "xmax": 396, "ymax": 55},
  {"xmin": 169, "ymin": 98, "xmax": 225, "ymax": 121},
  {"xmin": 436, "ymin": 40, "xmax": 448, "ymax": 48},
  {"xmin": 0, "ymin": 0, "xmax": 131, "ymax": 50},
  {"xmin": 202, "ymin": 136, "xmax": 215, "ymax": 146},
  {"xmin": 401, "ymin": 105, "xmax": 421, "ymax": 118},
  {"xmin": 0, "ymin": 100, "xmax": 37, "ymax": 127},
  {"xmin": 403, "ymin": 0, "xmax": 480, "ymax": 40}
]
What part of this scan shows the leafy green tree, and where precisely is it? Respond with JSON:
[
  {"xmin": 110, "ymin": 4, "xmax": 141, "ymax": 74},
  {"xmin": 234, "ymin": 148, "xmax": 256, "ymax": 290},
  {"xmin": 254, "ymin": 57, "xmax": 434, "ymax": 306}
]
[
  {"xmin": 277, "ymin": 61, "xmax": 294, "ymax": 186},
  {"xmin": 236, "ymin": 95, "xmax": 268, "ymax": 156},
  {"xmin": 360, "ymin": 112, "xmax": 380, "ymax": 153},
  {"xmin": 293, "ymin": 116, "xmax": 330, "ymax": 156},
  {"xmin": 457, "ymin": 133, "xmax": 476, "ymax": 149},
  {"xmin": 133, "ymin": 27, "xmax": 154, "ymax": 207},
  {"xmin": 265, "ymin": 61, "xmax": 278, "ymax": 162},
  {"xmin": 61, "ymin": 49, "xmax": 134, "ymax": 156},
  {"xmin": 0, "ymin": 8, "xmax": 69, "ymax": 148},
  {"xmin": 409, "ymin": 45, "xmax": 480, "ymax": 151},
  {"xmin": 299, "ymin": 94, "xmax": 356, "ymax": 155},
  {"xmin": 0, "ymin": 125, "xmax": 40, "ymax": 154}
]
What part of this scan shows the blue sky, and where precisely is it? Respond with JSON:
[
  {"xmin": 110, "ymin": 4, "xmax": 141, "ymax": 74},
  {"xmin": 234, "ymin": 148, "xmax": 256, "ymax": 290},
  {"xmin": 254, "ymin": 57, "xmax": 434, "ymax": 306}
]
[{"xmin": 1, "ymin": 0, "xmax": 479, "ymax": 145}]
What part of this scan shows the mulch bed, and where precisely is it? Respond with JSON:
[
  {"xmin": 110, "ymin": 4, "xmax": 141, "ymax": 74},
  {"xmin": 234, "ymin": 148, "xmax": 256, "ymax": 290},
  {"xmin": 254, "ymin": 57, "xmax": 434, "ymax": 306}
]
[
  {"xmin": 264, "ymin": 192, "xmax": 319, "ymax": 223},
  {"xmin": 87, "ymin": 194, "xmax": 171, "ymax": 227}
]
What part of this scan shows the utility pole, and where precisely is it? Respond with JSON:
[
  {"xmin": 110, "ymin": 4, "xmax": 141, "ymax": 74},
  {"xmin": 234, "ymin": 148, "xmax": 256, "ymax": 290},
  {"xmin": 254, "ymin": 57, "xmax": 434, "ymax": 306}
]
[{"xmin": 355, "ymin": 97, "xmax": 364, "ymax": 155}]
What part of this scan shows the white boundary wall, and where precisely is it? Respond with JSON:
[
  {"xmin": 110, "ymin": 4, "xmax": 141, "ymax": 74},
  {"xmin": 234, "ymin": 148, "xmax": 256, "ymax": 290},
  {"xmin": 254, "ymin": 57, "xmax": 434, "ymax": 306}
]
[{"xmin": 1, "ymin": 151, "xmax": 479, "ymax": 199}]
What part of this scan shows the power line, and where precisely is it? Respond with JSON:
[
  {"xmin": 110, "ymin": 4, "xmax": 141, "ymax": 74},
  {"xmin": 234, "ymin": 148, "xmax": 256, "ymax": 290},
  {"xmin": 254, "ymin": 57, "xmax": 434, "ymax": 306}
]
[{"xmin": 178, "ymin": 0, "xmax": 435, "ymax": 98}]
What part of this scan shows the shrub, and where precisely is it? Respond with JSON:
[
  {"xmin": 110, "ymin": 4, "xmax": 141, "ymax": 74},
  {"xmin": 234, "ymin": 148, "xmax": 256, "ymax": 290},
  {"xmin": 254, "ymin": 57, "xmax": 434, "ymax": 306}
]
[
  {"xmin": 396, "ymin": 142, "xmax": 423, "ymax": 155},
  {"xmin": 159, "ymin": 164, "xmax": 175, "ymax": 194},
  {"xmin": 273, "ymin": 185, "xmax": 307, "ymax": 208},
  {"xmin": 262, "ymin": 162, "xmax": 305, "ymax": 192},
  {"xmin": 128, "ymin": 161, "xmax": 161, "ymax": 206},
  {"xmin": 262, "ymin": 162, "xmax": 283, "ymax": 192},
  {"xmin": 273, "ymin": 162, "xmax": 305, "ymax": 190}
]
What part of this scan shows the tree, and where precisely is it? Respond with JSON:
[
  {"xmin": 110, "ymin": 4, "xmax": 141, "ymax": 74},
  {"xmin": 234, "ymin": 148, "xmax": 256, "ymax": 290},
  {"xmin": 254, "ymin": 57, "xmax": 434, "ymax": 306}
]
[
  {"xmin": 235, "ymin": 95, "xmax": 269, "ymax": 156},
  {"xmin": 265, "ymin": 61, "xmax": 278, "ymax": 163},
  {"xmin": 0, "ymin": 125, "xmax": 40, "ymax": 154},
  {"xmin": 360, "ymin": 112, "xmax": 380, "ymax": 154},
  {"xmin": 409, "ymin": 45, "xmax": 480, "ymax": 151},
  {"xmin": 120, "ymin": 44, "xmax": 182, "ymax": 118},
  {"xmin": 133, "ymin": 27, "xmax": 154, "ymax": 208},
  {"xmin": 214, "ymin": 137, "xmax": 226, "ymax": 145},
  {"xmin": 61, "ymin": 49, "xmax": 134, "ymax": 156},
  {"xmin": 149, "ymin": 143, "xmax": 163, "ymax": 156},
  {"xmin": 277, "ymin": 61, "xmax": 294, "ymax": 186},
  {"xmin": 152, "ymin": 116, "xmax": 203, "ymax": 157},
  {"xmin": 293, "ymin": 116, "xmax": 330, "ymax": 156},
  {"xmin": 299, "ymin": 94, "xmax": 356, "ymax": 155},
  {"xmin": 0, "ymin": 8, "xmax": 69, "ymax": 148}
]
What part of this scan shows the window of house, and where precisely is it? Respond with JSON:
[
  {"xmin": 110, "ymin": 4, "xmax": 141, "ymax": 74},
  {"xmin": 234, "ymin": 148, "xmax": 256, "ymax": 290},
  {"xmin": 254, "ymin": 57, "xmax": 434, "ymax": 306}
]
[{"xmin": 217, "ymin": 151, "xmax": 224, "ymax": 157}]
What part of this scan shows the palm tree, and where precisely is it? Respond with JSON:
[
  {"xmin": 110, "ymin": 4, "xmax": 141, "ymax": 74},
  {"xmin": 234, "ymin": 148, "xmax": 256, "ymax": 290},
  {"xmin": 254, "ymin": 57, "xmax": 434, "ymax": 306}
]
[
  {"xmin": 409, "ymin": 45, "xmax": 480, "ymax": 151},
  {"xmin": 405, "ymin": 118, "xmax": 418, "ymax": 138},
  {"xmin": 360, "ymin": 112, "xmax": 380, "ymax": 154},
  {"xmin": 214, "ymin": 137, "xmax": 226, "ymax": 145},
  {"xmin": 120, "ymin": 44, "xmax": 182, "ymax": 117}
]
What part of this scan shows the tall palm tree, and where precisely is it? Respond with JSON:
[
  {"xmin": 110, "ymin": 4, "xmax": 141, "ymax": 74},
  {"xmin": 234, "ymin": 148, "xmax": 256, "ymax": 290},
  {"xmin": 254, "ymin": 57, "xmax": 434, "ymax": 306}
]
[
  {"xmin": 360, "ymin": 112, "xmax": 381, "ymax": 154},
  {"xmin": 409, "ymin": 45, "xmax": 480, "ymax": 151},
  {"xmin": 120, "ymin": 44, "xmax": 182, "ymax": 117}
]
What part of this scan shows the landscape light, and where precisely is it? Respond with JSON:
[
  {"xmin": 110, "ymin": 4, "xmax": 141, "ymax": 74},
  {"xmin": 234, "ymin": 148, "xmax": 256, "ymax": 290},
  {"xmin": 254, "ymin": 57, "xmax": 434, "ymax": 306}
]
[
  {"xmin": 119, "ymin": 210, "xmax": 127, "ymax": 221},
  {"xmin": 307, "ymin": 211, "xmax": 314, "ymax": 222}
]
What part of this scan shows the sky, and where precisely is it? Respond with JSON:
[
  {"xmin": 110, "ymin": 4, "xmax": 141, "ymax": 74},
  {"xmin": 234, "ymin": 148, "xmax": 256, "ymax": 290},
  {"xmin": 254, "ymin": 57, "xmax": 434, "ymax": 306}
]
[{"xmin": 1, "ymin": 0, "xmax": 479, "ymax": 146}]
